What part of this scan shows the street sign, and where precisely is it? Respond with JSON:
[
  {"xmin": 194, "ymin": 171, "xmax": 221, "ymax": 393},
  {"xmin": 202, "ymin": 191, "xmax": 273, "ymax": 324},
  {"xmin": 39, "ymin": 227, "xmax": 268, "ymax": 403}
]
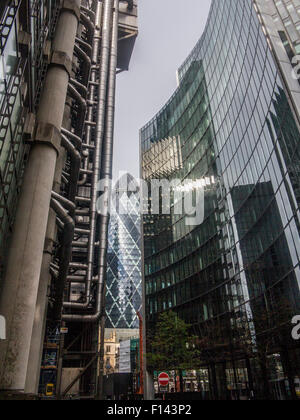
[
  {"xmin": 60, "ymin": 327, "xmax": 68, "ymax": 334},
  {"xmin": 158, "ymin": 372, "xmax": 170, "ymax": 387}
]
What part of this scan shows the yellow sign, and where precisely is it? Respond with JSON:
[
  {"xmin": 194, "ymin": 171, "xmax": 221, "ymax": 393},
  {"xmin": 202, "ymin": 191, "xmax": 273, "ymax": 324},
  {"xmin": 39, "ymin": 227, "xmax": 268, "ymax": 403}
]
[{"xmin": 46, "ymin": 383, "xmax": 54, "ymax": 397}]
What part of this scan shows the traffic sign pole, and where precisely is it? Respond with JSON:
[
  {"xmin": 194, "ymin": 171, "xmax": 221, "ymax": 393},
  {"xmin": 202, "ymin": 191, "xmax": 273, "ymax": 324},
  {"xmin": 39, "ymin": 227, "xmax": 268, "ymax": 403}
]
[{"xmin": 158, "ymin": 372, "xmax": 170, "ymax": 398}]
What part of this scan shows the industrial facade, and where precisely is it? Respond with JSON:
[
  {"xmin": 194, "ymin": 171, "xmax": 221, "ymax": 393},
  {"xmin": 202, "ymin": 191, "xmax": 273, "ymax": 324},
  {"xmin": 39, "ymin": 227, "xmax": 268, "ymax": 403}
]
[
  {"xmin": 0, "ymin": 0, "xmax": 60, "ymax": 283},
  {"xmin": 141, "ymin": 0, "xmax": 300, "ymax": 400},
  {"xmin": 106, "ymin": 173, "xmax": 142, "ymax": 329},
  {"xmin": 0, "ymin": 0, "xmax": 138, "ymax": 399}
]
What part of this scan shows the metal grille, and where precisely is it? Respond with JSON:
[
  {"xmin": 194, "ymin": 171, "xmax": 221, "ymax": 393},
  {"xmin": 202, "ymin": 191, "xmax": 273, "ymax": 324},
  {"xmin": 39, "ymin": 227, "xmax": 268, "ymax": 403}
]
[{"xmin": 0, "ymin": 0, "xmax": 20, "ymax": 56}]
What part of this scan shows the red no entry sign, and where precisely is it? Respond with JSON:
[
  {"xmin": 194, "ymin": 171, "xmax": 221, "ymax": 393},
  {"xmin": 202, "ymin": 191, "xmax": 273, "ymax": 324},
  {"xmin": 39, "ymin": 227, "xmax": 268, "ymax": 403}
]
[{"xmin": 158, "ymin": 372, "xmax": 170, "ymax": 387}]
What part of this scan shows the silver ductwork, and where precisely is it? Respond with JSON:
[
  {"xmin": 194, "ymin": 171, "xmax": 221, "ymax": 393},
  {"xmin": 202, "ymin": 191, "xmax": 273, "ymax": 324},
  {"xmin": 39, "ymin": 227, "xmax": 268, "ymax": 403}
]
[
  {"xmin": 78, "ymin": 1, "xmax": 103, "ymax": 188},
  {"xmin": 63, "ymin": 0, "xmax": 112, "ymax": 311},
  {"xmin": 62, "ymin": 0, "xmax": 119, "ymax": 322},
  {"xmin": 50, "ymin": 198, "xmax": 75, "ymax": 319},
  {"xmin": 45, "ymin": 2, "xmax": 96, "ymax": 322}
]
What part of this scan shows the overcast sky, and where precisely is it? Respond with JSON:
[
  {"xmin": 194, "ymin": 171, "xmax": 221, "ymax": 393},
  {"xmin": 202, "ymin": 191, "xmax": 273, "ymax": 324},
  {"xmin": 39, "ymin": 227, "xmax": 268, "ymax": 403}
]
[{"xmin": 113, "ymin": 0, "xmax": 212, "ymax": 179}]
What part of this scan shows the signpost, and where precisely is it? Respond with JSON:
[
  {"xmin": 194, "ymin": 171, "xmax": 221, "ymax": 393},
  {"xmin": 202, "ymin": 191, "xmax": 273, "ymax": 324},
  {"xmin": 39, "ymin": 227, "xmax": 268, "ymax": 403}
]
[{"xmin": 158, "ymin": 372, "xmax": 170, "ymax": 399}]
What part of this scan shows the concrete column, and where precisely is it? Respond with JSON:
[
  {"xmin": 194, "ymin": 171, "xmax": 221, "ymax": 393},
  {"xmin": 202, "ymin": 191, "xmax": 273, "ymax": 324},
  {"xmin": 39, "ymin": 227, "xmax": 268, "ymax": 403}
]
[
  {"xmin": 0, "ymin": 0, "xmax": 81, "ymax": 393},
  {"xmin": 24, "ymin": 98, "xmax": 72, "ymax": 395},
  {"xmin": 24, "ymin": 148, "xmax": 66, "ymax": 394}
]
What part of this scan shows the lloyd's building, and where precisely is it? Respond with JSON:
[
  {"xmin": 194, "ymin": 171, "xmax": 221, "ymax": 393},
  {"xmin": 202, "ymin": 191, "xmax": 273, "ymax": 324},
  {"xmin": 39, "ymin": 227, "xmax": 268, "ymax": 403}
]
[
  {"xmin": 0, "ymin": 0, "xmax": 138, "ymax": 399},
  {"xmin": 141, "ymin": 0, "xmax": 300, "ymax": 400}
]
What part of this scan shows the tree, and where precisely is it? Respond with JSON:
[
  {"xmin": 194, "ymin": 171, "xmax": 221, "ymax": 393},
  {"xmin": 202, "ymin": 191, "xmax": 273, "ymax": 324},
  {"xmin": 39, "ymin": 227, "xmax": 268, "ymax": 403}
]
[{"xmin": 147, "ymin": 311, "xmax": 201, "ymax": 392}]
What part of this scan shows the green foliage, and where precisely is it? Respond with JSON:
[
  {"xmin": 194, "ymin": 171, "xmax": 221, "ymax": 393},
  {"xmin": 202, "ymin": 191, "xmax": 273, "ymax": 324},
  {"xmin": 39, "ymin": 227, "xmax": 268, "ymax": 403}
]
[{"xmin": 146, "ymin": 311, "xmax": 201, "ymax": 372}]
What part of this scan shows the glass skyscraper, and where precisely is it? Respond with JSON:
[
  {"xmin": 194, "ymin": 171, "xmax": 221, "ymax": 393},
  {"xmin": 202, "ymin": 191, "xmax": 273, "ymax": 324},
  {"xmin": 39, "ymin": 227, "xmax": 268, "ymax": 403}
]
[
  {"xmin": 106, "ymin": 173, "xmax": 142, "ymax": 329},
  {"xmin": 141, "ymin": 0, "xmax": 300, "ymax": 400}
]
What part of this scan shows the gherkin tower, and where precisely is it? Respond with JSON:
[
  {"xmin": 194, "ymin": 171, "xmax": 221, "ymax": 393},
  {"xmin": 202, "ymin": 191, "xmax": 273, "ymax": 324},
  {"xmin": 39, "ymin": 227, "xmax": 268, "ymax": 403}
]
[{"xmin": 106, "ymin": 173, "xmax": 142, "ymax": 329}]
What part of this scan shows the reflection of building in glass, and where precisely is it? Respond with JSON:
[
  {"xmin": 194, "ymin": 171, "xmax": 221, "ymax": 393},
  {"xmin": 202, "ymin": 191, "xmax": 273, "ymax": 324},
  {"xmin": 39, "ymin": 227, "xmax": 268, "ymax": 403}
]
[
  {"xmin": 106, "ymin": 173, "xmax": 142, "ymax": 329},
  {"xmin": 230, "ymin": 181, "xmax": 300, "ymax": 317},
  {"xmin": 142, "ymin": 136, "xmax": 182, "ymax": 179},
  {"xmin": 141, "ymin": 0, "xmax": 300, "ymax": 400}
]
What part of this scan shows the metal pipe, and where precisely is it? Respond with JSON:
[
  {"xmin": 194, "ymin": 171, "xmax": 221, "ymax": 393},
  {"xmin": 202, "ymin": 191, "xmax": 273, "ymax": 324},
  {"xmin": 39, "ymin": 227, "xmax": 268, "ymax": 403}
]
[
  {"xmin": 96, "ymin": 0, "xmax": 119, "ymax": 399},
  {"xmin": 75, "ymin": 37, "xmax": 93, "ymax": 56},
  {"xmin": 72, "ymin": 242, "xmax": 88, "ymax": 248},
  {"xmin": 82, "ymin": 143, "xmax": 95, "ymax": 150},
  {"xmin": 84, "ymin": 120, "xmax": 97, "ymax": 126},
  {"xmin": 67, "ymin": 83, "xmax": 87, "ymax": 137},
  {"xmin": 50, "ymin": 262, "xmax": 60, "ymax": 271},
  {"xmin": 78, "ymin": 1, "xmax": 103, "ymax": 187},
  {"xmin": 80, "ymin": 10, "xmax": 95, "ymax": 44},
  {"xmin": 75, "ymin": 228, "xmax": 90, "ymax": 235},
  {"xmin": 81, "ymin": 5, "xmax": 96, "ymax": 23},
  {"xmin": 74, "ymin": 43, "xmax": 91, "ymax": 86},
  {"xmin": 50, "ymin": 266, "xmax": 58, "ymax": 279},
  {"xmin": 63, "ymin": 0, "xmax": 113, "ymax": 313},
  {"xmin": 56, "ymin": 217, "xmax": 65, "ymax": 231},
  {"xmin": 75, "ymin": 209, "xmax": 90, "ymax": 215},
  {"xmin": 69, "ymin": 262, "xmax": 88, "ymax": 270},
  {"xmin": 51, "ymin": 191, "xmax": 76, "ymax": 213},
  {"xmin": 62, "ymin": 174, "xmax": 69, "ymax": 184},
  {"xmin": 76, "ymin": 196, "xmax": 91, "ymax": 204},
  {"xmin": 61, "ymin": 127, "xmax": 82, "ymax": 149},
  {"xmin": 53, "ymin": 4, "xmax": 97, "ymax": 397},
  {"xmin": 70, "ymin": 77, "xmax": 88, "ymax": 98},
  {"xmin": 80, "ymin": 168, "xmax": 93, "ymax": 175},
  {"xmin": 63, "ymin": 0, "xmax": 119, "ymax": 321},
  {"xmin": 67, "ymin": 276, "xmax": 86, "ymax": 282},
  {"xmin": 50, "ymin": 198, "xmax": 75, "ymax": 320},
  {"xmin": 61, "ymin": 134, "xmax": 81, "ymax": 203}
]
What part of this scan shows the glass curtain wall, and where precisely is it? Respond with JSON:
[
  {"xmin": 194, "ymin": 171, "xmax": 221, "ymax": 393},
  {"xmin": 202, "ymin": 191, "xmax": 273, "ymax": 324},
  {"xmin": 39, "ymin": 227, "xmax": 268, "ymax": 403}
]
[
  {"xmin": 106, "ymin": 174, "xmax": 142, "ymax": 329},
  {"xmin": 141, "ymin": 0, "xmax": 300, "ymax": 400}
]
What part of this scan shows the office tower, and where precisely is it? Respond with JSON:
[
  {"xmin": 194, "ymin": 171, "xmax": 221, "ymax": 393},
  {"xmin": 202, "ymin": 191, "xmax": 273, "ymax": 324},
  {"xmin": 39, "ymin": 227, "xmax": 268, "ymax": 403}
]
[
  {"xmin": 141, "ymin": 0, "xmax": 300, "ymax": 400},
  {"xmin": 106, "ymin": 173, "xmax": 142, "ymax": 330},
  {"xmin": 0, "ymin": 0, "xmax": 138, "ymax": 399}
]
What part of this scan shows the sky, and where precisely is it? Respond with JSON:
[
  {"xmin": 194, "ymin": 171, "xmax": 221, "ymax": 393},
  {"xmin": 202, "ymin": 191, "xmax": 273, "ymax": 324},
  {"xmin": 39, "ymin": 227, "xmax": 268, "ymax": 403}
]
[{"xmin": 113, "ymin": 0, "xmax": 212, "ymax": 180}]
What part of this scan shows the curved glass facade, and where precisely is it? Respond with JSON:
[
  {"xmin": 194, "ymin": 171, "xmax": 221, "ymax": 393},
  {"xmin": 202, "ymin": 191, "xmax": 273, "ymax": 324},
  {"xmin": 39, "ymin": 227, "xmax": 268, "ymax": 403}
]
[
  {"xmin": 106, "ymin": 174, "xmax": 142, "ymax": 329},
  {"xmin": 141, "ymin": 0, "xmax": 300, "ymax": 398}
]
